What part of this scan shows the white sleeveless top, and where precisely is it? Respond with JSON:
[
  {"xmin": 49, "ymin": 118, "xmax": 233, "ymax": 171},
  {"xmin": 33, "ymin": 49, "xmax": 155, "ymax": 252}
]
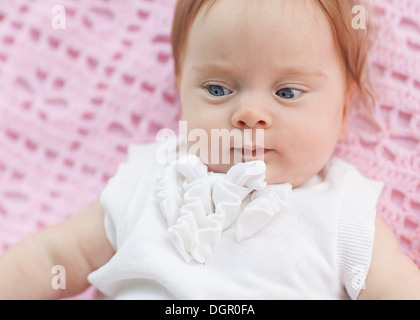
[{"xmin": 88, "ymin": 138, "xmax": 384, "ymax": 300}]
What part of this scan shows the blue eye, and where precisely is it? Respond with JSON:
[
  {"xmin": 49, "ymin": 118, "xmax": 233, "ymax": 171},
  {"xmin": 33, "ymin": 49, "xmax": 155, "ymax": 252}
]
[
  {"xmin": 207, "ymin": 85, "xmax": 232, "ymax": 97},
  {"xmin": 276, "ymin": 88, "xmax": 303, "ymax": 100}
]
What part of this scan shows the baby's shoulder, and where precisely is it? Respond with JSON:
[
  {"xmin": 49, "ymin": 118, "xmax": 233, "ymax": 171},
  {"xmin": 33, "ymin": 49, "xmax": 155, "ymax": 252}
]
[
  {"xmin": 100, "ymin": 140, "xmax": 165, "ymax": 210},
  {"xmin": 99, "ymin": 140, "xmax": 167, "ymax": 249},
  {"xmin": 114, "ymin": 140, "xmax": 168, "ymax": 180},
  {"xmin": 126, "ymin": 140, "xmax": 164, "ymax": 165},
  {"xmin": 325, "ymin": 157, "xmax": 380, "ymax": 185},
  {"xmin": 322, "ymin": 157, "xmax": 384, "ymax": 209}
]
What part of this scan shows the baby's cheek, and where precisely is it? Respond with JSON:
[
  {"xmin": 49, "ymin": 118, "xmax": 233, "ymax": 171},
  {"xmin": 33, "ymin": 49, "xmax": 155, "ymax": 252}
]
[
  {"xmin": 291, "ymin": 125, "xmax": 335, "ymax": 169},
  {"xmin": 317, "ymin": 136, "xmax": 337, "ymax": 162}
]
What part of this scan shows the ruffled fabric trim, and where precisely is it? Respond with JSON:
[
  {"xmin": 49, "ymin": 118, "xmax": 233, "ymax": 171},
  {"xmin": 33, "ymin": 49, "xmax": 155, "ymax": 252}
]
[{"xmin": 155, "ymin": 154, "xmax": 292, "ymax": 263}]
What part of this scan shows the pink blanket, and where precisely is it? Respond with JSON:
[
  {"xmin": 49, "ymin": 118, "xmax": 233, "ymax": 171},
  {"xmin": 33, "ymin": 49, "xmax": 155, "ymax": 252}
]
[{"xmin": 0, "ymin": 0, "xmax": 419, "ymax": 299}]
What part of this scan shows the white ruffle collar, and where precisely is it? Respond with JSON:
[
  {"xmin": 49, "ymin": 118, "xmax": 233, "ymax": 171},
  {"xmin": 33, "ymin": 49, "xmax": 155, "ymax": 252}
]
[{"xmin": 155, "ymin": 155, "xmax": 292, "ymax": 263}]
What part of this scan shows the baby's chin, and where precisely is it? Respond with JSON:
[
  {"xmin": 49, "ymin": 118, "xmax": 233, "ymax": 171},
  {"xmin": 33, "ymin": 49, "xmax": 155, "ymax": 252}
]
[
  {"xmin": 204, "ymin": 162, "xmax": 236, "ymax": 175},
  {"xmin": 265, "ymin": 162, "xmax": 324, "ymax": 189}
]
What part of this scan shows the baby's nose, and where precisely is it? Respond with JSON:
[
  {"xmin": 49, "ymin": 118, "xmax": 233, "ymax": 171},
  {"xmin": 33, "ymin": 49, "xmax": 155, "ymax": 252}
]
[
  {"xmin": 234, "ymin": 118, "xmax": 269, "ymax": 129},
  {"xmin": 231, "ymin": 100, "xmax": 272, "ymax": 129}
]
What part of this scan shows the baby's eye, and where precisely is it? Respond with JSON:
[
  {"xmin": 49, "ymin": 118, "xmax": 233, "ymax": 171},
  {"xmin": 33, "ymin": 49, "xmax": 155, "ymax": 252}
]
[
  {"xmin": 276, "ymin": 88, "xmax": 303, "ymax": 100},
  {"xmin": 207, "ymin": 85, "xmax": 232, "ymax": 97}
]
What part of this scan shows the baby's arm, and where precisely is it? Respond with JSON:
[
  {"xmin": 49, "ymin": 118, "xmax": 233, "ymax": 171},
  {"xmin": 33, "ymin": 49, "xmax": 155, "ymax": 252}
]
[
  {"xmin": 358, "ymin": 217, "xmax": 420, "ymax": 300},
  {"xmin": 0, "ymin": 200, "xmax": 115, "ymax": 299}
]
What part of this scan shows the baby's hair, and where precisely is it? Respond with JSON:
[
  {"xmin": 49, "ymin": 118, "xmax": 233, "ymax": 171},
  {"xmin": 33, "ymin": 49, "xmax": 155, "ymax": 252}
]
[{"xmin": 171, "ymin": 0, "xmax": 375, "ymax": 114}]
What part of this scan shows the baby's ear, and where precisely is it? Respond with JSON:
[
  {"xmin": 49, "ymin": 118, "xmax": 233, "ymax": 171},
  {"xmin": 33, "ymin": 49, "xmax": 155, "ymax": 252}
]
[{"xmin": 338, "ymin": 81, "xmax": 357, "ymax": 142}]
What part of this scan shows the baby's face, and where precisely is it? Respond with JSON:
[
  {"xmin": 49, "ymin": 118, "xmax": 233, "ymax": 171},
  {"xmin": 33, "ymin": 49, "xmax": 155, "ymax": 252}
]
[{"xmin": 179, "ymin": 0, "xmax": 353, "ymax": 187}]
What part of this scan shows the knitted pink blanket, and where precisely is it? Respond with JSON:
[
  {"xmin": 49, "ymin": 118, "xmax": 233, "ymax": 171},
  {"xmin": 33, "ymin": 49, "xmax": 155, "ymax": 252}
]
[{"xmin": 0, "ymin": 0, "xmax": 419, "ymax": 299}]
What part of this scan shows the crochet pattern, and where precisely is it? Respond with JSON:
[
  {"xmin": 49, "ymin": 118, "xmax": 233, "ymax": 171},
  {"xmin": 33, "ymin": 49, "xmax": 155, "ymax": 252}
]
[
  {"xmin": 0, "ymin": 0, "xmax": 419, "ymax": 299},
  {"xmin": 334, "ymin": 0, "xmax": 420, "ymax": 267}
]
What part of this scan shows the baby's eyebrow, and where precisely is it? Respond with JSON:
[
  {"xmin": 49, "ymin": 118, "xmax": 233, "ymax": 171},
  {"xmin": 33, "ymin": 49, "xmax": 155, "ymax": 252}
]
[
  {"xmin": 192, "ymin": 63, "xmax": 328, "ymax": 80},
  {"xmin": 192, "ymin": 63, "xmax": 234, "ymax": 77},
  {"xmin": 279, "ymin": 67, "xmax": 329, "ymax": 80}
]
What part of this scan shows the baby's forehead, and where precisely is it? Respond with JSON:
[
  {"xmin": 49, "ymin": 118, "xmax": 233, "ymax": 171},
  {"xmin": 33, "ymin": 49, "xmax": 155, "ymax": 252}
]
[
  {"xmin": 191, "ymin": 0, "xmax": 333, "ymax": 49},
  {"xmin": 186, "ymin": 0, "xmax": 339, "ymax": 69},
  {"xmin": 197, "ymin": 0, "xmax": 323, "ymax": 28}
]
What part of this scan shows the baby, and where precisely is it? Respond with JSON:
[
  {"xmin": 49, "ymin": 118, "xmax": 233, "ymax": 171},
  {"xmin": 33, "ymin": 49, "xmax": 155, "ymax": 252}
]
[{"xmin": 1, "ymin": 0, "xmax": 420, "ymax": 300}]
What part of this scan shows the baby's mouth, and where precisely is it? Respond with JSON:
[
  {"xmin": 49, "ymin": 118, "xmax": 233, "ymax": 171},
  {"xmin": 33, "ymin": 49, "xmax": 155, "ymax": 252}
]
[{"xmin": 234, "ymin": 146, "xmax": 272, "ymax": 160}]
